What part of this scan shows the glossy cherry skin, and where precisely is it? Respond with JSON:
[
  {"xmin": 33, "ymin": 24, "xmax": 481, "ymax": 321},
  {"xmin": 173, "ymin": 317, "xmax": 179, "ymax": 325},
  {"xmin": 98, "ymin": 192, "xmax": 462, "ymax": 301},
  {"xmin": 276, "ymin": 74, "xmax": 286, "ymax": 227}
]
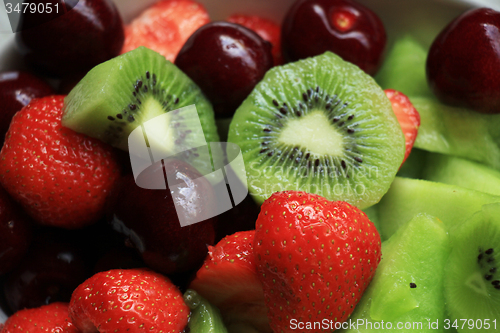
[
  {"xmin": 426, "ymin": 8, "xmax": 500, "ymax": 114},
  {"xmin": 3, "ymin": 231, "xmax": 91, "ymax": 312},
  {"xmin": 0, "ymin": 185, "xmax": 33, "ymax": 276},
  {"xmin": 93, "ymin": 246, "xmax": 145, "ymax": 274},
  {"xmin": 281, "ymin": 0, "xmax": 386, "ymax": 75},
  {"xmin": 16, "ymin": 0, "xmax": 124, "ymax": 78},
  {"xmin": 0, "ymin": 71, "xmax": 54, "ymax": 142},
  {"xmin": 175, "ymin": 21, "xmax": 274, "ymax": 117},
  {"xmin": 215, "ymin": 194, "xmax": 260, "ymax": 242},
  {"xmin": 108, "ymin": 159, "xmax": 217, "ymax": 275}
]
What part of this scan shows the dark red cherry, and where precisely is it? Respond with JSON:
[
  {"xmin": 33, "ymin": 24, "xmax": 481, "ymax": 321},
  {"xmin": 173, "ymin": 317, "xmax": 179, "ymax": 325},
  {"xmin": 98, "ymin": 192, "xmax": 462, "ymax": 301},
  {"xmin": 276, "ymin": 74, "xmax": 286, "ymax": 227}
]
[
  {"xmin": 108, "ymin": 159, "xmax": 217, "ymax": 275},
  {"xmin": 15, "ymin": 0, "xmax": 124, "ymax": 78},
  {"xmin": 426, "ymin": 8, "xmax": 500, "ymax": 114},
  {"xmin": 175, "ymin": 21, "xmax": 274, "ymax": 117},
  {"xmin": 281, "ymin": 0, "xmax": 386, "ymax": 75},
  {"xmin": 3, "ymin": 231, "xmax": 91, "ymax": 312},
  {"xmin": 93, "ymin": 246, "xmax": 145, "ymax": 274},
  {"xmin": 0, "ymin": 71, "xmax": 54, "ymax": 142},
  {"xmin": 215, "ymin": 194, "xmax": 260, "ymax": 243},
  {"xmin": 0, "ymin": 185, "xmax": 32, "ymax": 276}
]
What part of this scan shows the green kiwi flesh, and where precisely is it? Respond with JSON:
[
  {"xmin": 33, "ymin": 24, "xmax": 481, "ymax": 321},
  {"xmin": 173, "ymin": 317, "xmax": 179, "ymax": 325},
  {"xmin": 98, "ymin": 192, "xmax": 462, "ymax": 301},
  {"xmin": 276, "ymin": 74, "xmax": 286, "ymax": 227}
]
[
  {"xmin": 412, "ymin": 97, "xmax": 500, "ymax": 170},
  {"xmin": 397, "ymin": 148, "xmax": 428, "ymax": 179},
  {"xmin": 343, "ymin": 214, "xmax": 450, "ymax": 332},
  {"xmin": 375, "ymin": 35, "xmax": 432, "ymax": 98},
  {"xmin": 377, "ymin": 177, "xmax": 500, "ymax": 240},
  {"xmin": 63, "ymin": 47, "xmax": 219, "ymax": 153},
  {"xmin": 445, "ymin": 203, "xmax": 500, "ymax": 330},
  {"xmin": 184, "ymin": 289, "xmax": 229, "ymax": 333},
  {"xmin": 423, "ymin": 153, "xmax": 500, "ymax": 197},
  {"xmin": 228, "ymin": 51, "xmax": 405, "ymax": 207}
]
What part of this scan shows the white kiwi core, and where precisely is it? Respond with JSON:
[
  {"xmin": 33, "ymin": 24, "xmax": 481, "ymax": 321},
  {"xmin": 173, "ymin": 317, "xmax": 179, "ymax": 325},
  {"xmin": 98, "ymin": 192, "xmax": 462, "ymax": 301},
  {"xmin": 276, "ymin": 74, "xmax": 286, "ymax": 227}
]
[{"xmin": 278, "ymin": 110, "xmax": 345, "ymax": 156}]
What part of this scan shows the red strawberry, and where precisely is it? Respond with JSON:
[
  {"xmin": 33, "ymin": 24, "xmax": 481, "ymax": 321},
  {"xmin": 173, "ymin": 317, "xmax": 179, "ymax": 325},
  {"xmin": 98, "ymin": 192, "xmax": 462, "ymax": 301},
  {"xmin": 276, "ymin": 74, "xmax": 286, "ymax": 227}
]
[
  {"xmin": 385, "ymin": 89, "xmax": 421, "ymax": 166},
  {"xmin": 2, "ymin": 302, "xmax": 78, "ymax": 333},
  {"xmin": 0, "ymin": 96, "xmax": 120, "ymax": 229},
  {"xmin": 69, "ymin": 268, "xmax": 189, "ymax": 333},
  {"xmin": 190, "ymin": 231, "xmax": 272, "ymax": 333},
  {"xmin": 121, "ymin": 0, "xmax": 210, "ymax": 62},
  {"xmin": 255, "ymin": 191, "xmax": 381, "ymax": 333},
  {"xmin": 227, "ymin": 14, "xmax": 284, "ymax": 65}
]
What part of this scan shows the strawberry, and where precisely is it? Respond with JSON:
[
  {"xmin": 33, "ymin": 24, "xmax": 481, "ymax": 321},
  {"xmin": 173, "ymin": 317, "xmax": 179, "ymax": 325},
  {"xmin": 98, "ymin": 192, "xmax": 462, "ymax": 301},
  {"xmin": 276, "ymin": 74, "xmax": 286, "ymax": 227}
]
[
  {"xmin": 385, "ymin": 89, "xmax": 421, "ymax": 166},
  {"xmin": 69, "ymin": 268, "xmax": 189, "ymax": 333},
  {"xmin": 227, "ymin": 14, "xmax": 284, "ymax": 65},
  {"xmin": 255, "ymin": 191, "xmax": 381, "ymax": 333},
  {"xmin": 190, "ymin": 231, "xmax": 272, "ymax": 333},
  {"xmin": 2, "ymin": 302, "xmax": 78, "ymax": 333},
  {"xmin": 0, "ymin": 96, "xmax": 120, "ymax": 229},
  {"xmin": 121, "ymin": 0, "xmax": 210, "ymax": 62}
]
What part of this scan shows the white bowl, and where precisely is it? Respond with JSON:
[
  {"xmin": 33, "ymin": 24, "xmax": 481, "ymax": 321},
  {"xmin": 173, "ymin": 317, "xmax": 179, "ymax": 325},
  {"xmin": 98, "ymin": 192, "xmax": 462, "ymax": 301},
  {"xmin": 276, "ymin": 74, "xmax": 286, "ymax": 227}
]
[{"xmin": 0, "ymin": 0, "xmax": 499, "ymax": 325}]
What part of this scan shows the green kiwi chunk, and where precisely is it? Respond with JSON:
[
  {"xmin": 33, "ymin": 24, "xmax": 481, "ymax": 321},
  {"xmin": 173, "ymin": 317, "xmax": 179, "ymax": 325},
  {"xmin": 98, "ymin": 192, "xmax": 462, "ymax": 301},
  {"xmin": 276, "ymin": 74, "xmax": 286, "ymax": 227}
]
[
  {"xmin": 363, "ymin": 206, "xmax": 381, "ymax": 234},
  {"xmin": 412, "ymin": 97, "xmax": 500, "ymax": 169},
  {"xmin": 397, "ymin": 148, "xmax": 428, "ymax": 179},
  {"xmin": 343, "ymin": 214, "xmax": 450, "ymax": 333},
  {"xmin": 228, "ymin": 51, "xmax": 405, "ymax": 207},
  {"xmin": 62, "ymin": 47, "xmax": 219, "ymax": 153},
  {"xmin": 184, "ymin": 289, "xmax": 229, "ymax": 333},
  {"xmin": 445, "ymin": 203, "xmax": 500, "ymax": 331},
  {"xmin": 375, "ymin": 35, "xmax": 432, "ymax": 98},
  {"xmin": 377, "ymin": 177, "xmax": 500, "ymax": 240},
  {"xmin": 423, "ymin": 153, "xmax": 500, "ymax": 196}
]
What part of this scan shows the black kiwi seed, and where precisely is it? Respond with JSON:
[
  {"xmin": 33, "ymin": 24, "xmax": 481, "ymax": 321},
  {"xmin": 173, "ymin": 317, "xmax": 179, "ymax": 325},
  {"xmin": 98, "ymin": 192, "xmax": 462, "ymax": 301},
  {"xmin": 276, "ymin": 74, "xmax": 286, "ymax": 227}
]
[
  {"xmin": 107, "ymin": 116, "xmax": 115, "ymax": 121},
  {"xmin": 409, "ymin": 283, "xmax": 417, "ymax": 288},
  {"xmin": 492, "ymin": 280, "xmax": 500, "ymax": 286},
  {"xmin": 485, "ymin": 274, "xmax": 494, "ymax": 281},
  {"xmin": 478, "ymin": 253, "xmax": 484, "ymax": 262},
  {"xmin": 129, "ymin": 104, "xmax": 137, "ymax": 111},
  {"xmin": 490, "ymin": 267, "xmax": 497, "ymax": 273},
  {"xmin": 128, "ymin": 115, "xmax": 135, "ymax": 122},
  {"xmin": 273, "ymin": 100, "xmax": 279, "ymax": 106},
  {"xmin": 486, "ymin": 248, "xmax": 494, "ymax": 254},
  {"xmin": 116, "ymin": 114, "xmax": 123, "ymax": 120},
  {"xmin": 146, "ymin": 71, "xmax": 150, "ymax": 79}
]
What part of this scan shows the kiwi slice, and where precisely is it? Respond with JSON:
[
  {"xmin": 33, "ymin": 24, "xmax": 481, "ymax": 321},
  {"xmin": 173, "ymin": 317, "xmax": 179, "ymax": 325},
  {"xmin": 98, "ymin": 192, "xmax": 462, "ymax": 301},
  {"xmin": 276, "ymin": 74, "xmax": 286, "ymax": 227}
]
[
  {"xmin": 377, "ymin": 177, "xmax": 500, "ymax": 240},
  {"xmin": 184, "ymin": 289, "xmax": 229, "ymax": 333},
  {"xmin": 228, "ymin": 51, "xmax": 405, "ymax": 207},
  {"xmin": 375, "ymin": 35, "xmax": 433, "ymax": 98},
  {"xmin": 63, "ymin": 46, "xmax": 219, "ymax": 157},
  {"xmin": 412, "ymin": 97, "xmax": 500, "ymax": 170},
  {"xmin": 445, "ymin": 203, "xmax": 500, "ymax": 330},
  {"xmin": 344, "ymin": 214, "xmax": 450, "ymax": 333},
  {"xmin": 423, "ymin": 153, "xmax": 500, "ymax": 196}
]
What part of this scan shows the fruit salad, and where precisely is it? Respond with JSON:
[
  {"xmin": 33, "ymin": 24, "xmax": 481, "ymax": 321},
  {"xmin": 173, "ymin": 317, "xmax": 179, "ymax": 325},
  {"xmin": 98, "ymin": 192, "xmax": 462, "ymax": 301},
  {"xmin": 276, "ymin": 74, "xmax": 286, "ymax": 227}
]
[{"xmin": 0, "ymin": 0, "xmax": 499, "ymax": 332}]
